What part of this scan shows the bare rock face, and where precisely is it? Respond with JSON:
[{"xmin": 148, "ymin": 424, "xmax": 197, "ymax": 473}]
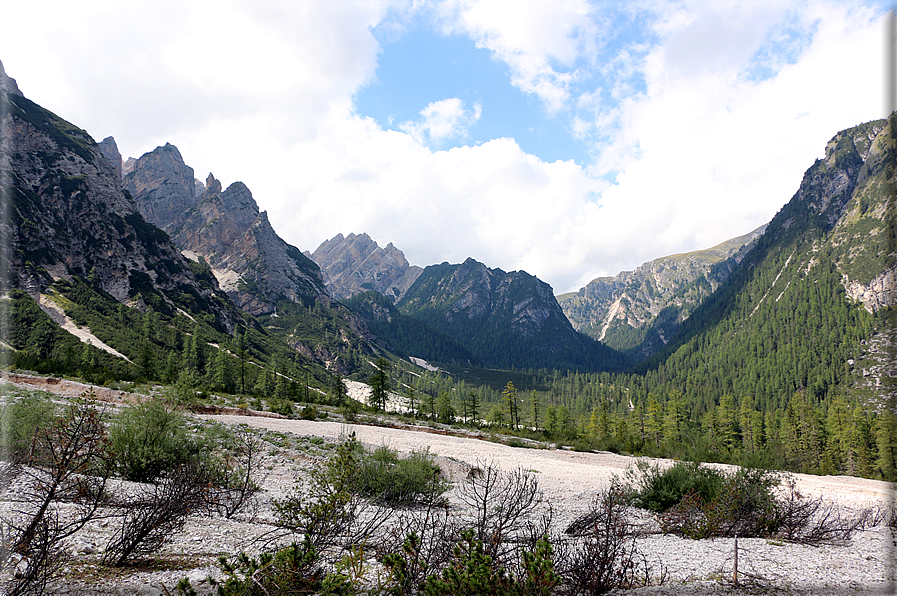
[
  {"xmin": 97, "ymin": 136, "xmax": 122, "ymax": 179},
  {"xmin": 844, "ymin": 267, "xmax": 897, "ymax": 312},
  {"xmin": 124, "ymin": 143, "xmax": 198, "ymax": 231},
  {"xmin": 0, "ymin": 59, "xmax": 22, "ymax": 96},
  {"xmin": 124, "ymin": 147, "xmax": 327, "ymax": 315},
  {"xmin": 309, "ymin": 233, "xmax": 422, "ymax": 302},
  {"xmin": 0, "ymin": 65, "xmax": 234, "ymax": 329}
]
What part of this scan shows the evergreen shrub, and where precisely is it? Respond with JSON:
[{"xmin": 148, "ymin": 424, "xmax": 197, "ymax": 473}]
[
  {"xmin": 626, "ymin": 460, "xmax": 725, "ymax": 512},
  {"xmin": 109, "ymin": 398, "xmax": 199, "ymax": 483}
]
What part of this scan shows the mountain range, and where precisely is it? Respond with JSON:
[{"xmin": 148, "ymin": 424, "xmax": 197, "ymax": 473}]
[
  {"xmin": 121, "ymin": 143, "xmax": 327, "ymax": 316},
  {"xmin": 2, "ymin": 56, "xmax": 894, "ymax": 430}
]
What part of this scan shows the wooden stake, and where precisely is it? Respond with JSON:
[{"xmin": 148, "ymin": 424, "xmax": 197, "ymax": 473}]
[{"xmin": 733, "ymin": 534, "xmax": 739, "ymax": 586}]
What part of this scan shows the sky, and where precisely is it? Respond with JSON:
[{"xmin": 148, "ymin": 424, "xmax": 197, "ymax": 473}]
[{"xmin": 0, "ymin": 0, "xmax": 891, "ymax": 294}]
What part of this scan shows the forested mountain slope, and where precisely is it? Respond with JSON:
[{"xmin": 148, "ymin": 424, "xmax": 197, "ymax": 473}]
[
  {"xmin": 558, "ymin": 226, "xmax": 765, "ymax": 358},
  {"xmin": 396, "ymin": 258, "xmax": 630, "ymax": 371},
  {"xmin": 642, "ymin": 116, "xmax": 894, "ymax": 413}
]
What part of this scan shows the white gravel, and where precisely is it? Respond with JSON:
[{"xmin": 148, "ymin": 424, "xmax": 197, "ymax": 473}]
[
  {"xmin": 201, "ymin": 414, "xmax": 897, "ymax": 595},
  {"xmin": 2, "ymin": 400, "xmax": 893, "ymax": 595}
]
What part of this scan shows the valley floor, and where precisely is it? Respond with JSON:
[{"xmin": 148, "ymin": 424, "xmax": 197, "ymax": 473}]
[{"xmin": 0, "ymin": 377, "xmax": 894, "ymax": 595}]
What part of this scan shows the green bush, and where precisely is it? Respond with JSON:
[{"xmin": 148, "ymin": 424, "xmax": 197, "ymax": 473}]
[
  {"xmin": 658, "ymin": 467, "xmax": 781, "ymax": 539},
  {"xmin": 109, "ymin": 399, "xmax": 199, "ymax": 483},
  {"xmin": 1, "ymin": 392, "xmax": 57, "ymax": 463},
  {"xmin": 415, "ymin": 529, "xmax": 556, "ymax": 596},
  {"xmin": 204, "ymin": 537, "xmax": 329, "ymax": 595},
  {"xmin": 626, "ymin": 460, "xmax": 725, "ymax": 512},
  {"xmin": 354, "ymin": 444, "xmax": 450, "ymax": 507}
]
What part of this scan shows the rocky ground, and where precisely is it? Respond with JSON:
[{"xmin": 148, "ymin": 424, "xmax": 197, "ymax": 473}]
[{"xmin": 0, "ymin": 378, "xmax": 894, "ymax": 595}]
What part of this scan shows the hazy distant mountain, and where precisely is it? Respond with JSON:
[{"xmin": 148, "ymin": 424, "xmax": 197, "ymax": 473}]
[
  {"xmin": 396, "ymin": 258, "xmax": 630, "ymax": 371},
  {"xmin": 309, "ymin": 233, "xmax": 422, "ymax": 302},
  {"xmin": 122, "ymin": 145, "xmax": 327, "ymax": 315},
  {"xmin": 558, "ymin": 227, "xmax": 765, "ymax": 358}
]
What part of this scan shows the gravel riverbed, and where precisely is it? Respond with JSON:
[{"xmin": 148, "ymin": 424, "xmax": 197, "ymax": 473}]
[{"xmin": 2, "ymin": 402, "xmax": 894, "ymax": 595}]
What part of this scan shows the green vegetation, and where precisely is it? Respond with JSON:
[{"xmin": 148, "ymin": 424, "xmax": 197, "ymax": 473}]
[
  {"xmin": 354, "ymin": 444, "xmax": 450, "ymax": 507},
  {"xmin": 624, "ymin": 460, "xmax": 725, "ymax": 513},
  {"xmin": 108, "ymin": 398, "xmax": 199, "ymax": 483}
]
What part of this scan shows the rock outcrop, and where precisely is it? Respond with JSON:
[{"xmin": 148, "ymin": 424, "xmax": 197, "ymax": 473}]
[
  {"xmin": 97, "ymin": 136, "xmax": 122, "ymax": 179},
  {"xmin": 124, "ymin": 143, "xmax": 197, "ymax": 231},
  {"xmin": 0, "ymin": 59, "xmax": 22, "ymax": 96},
  {"xmin": 123, "ymin": 145, "xmax": 328, "ymax": 315},
  {"xmin": 309, "ymin": 233, "xmax": 422, "ymax": 302}
]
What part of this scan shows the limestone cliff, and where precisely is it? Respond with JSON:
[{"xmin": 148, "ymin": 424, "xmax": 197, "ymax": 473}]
[
  {"xmin": 309, "ymin": 233, "xmax": 422, "ymax": 302},
  {"xmin": 123, "ymin": 145, "xmax": 327, "ymax": 315},
  {"xmin": 0, "ymin": 60, "xmax": 235, "ymax": 329}
]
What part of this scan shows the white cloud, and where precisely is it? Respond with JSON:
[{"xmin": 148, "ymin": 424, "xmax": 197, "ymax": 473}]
[
  {"xmin": 581, "ymin": 0, "xmax": 885, "ymax": 268},
  {"xmin": 399, "ymin": 97, "xmax": 482, "ymax": 145},
  {"xmin": 435, "ymin": 0, "xmax": 602, "ymax": 113}
]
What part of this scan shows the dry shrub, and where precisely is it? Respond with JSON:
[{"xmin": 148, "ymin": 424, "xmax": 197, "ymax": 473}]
[{"xmin": 558, "ymin": 487, "xmax": 654, "ymax": 595}]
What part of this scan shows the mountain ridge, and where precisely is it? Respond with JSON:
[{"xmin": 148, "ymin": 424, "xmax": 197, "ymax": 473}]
[
  {"xmin": 396, "ymin": 257, "xmax": 630, "ymax": 371},
  {"xmin": 309, "ymin": 232, "xmax": 422, "ymax": 302},
  {"xmin": 558, "ymin": 226, "xmax": 766, "ymax": 357},
  {"xmin": 122, "ymin": 144, "xmax": 328, "ymax": 315}
]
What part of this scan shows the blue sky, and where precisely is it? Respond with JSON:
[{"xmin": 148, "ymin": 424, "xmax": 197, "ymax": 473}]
[
  {"xmin": 0, "ymin": 0, "xmax": 891, "ymax": 293},
  {"xmin": 355, "ymin": 23, "xmax": 595, "ymax": 166}
]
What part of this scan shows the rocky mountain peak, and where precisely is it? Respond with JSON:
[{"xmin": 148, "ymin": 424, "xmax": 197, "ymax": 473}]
[
  {"xmin": 1, "ymin": 67, "xmax": 235, "ymax": 328},
  {"xmin": 205, "ymin": 172, "xmax": 223, "ymax": 196},
  {"xmin": 97, "ymin": 136, "xmax": 122, "ymax": 179},
  {"xmin": 0, "ymin": 59, "xmax": 22, "ymax": 96},
  {"xmin": 310, "ymin": 233, "xmax": 422, "ymax": 302},
  {"xmin": 124, "ymin": 144, "xmax": 327, "ymax": 314},
  {"xmin": 123, "ymin": 143, "xmax": 196, "ymax": 232}
]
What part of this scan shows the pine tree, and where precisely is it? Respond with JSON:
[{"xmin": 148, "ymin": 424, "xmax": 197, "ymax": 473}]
[
  {"xmin": 646, "ymin": 396, "xmax": 664, "ymax": 450},
  {"xmin": 531, "ymin": 391, "xmax": 541, "ymax": 430},
  {"xmin": 502, "ymin": 382, "xmax": 519, "ymax": 430},
  {"xmin": 138, "ymin": 341, "xmax": 155, "ymax": 381},
  {"xmin": 330, "ymin": 372, "xmax": 346, "ymax": 407},
  {"xmin": 874, "ymin": 410, "xmax": 897, "ymax": 481},
  {"xmin": 437, "ymin": 391, "xmax": 455, "ymax": 423},
  {"xmin": 368, "ymin": 357, "xmax": 391, "ymax": 410},
  {"xmin": 556, "ymin": 406, "xmax": 574, "ymax": 439},
  {"xmin": 824, "ymin": 395, "xmax": 851, "ymax": 474},
  {"xmin": 212, "ymin": 349, "xmax": 233, "ymax": 393},
  {"xmin": 425, "ymin": 392, "xmax": 437, "ymax": 420},
  {"xmin": 236, "ymin": 332, "xmax": 247, "ymax": 395},
  {"xmin": 468, "ymin": 391, "xmax": 480, "ymax": 425},
  {"xmin": 663, "ymin": 396, "xmax": 683, "ymax": 449},
  {"xmin": 164, "ymin": 352, "xmax": 179, "ymax": 385},
  {"xmin": 716, "ymin": 395, "xmax": 737, "ymax": 453},
  {"xmin": 404, "ymin": 382, "xmax": 417, "ymax": 416},
  {"xmin": 545, "ymin": 405, "xmax": 557, "ymax": 437}
]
